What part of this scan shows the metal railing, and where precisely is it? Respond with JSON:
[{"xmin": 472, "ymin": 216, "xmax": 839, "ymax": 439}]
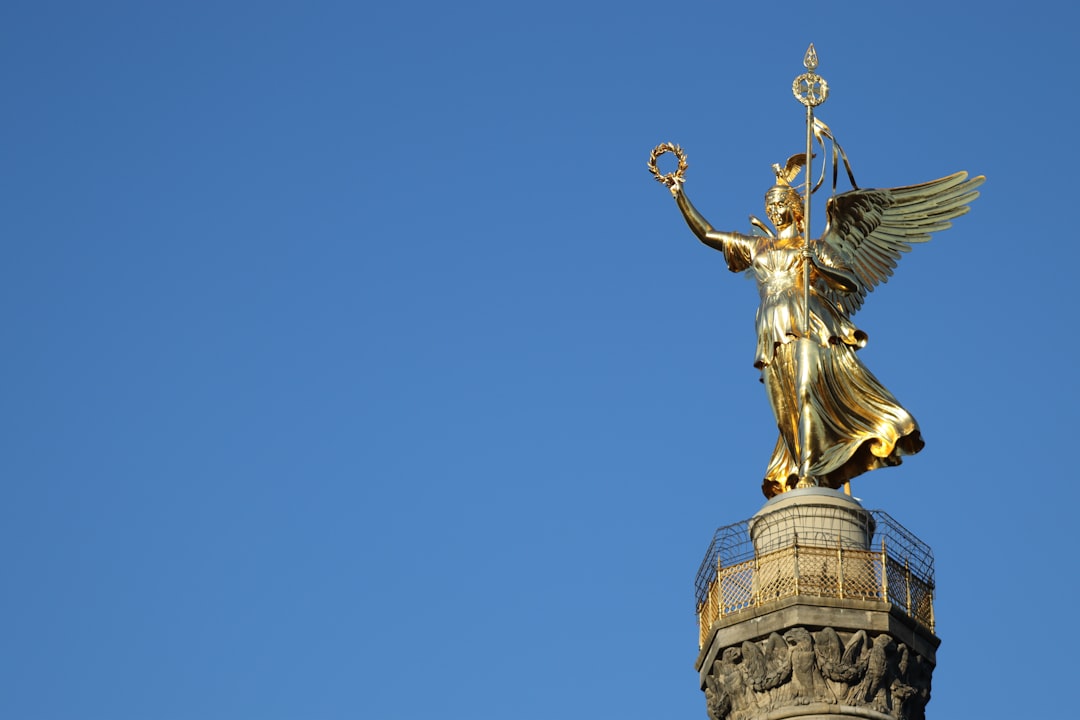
[{"xmin": 695, "ymin": 511, "xmax": 935, "ymax": 649}]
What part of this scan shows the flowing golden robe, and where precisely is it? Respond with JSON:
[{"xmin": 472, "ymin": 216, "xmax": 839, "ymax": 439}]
[{"xmin": 719, "ymin": 234, "xmax": 923, "ymax": 498}]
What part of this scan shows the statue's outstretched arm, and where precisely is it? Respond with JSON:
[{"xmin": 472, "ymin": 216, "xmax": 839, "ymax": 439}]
[{"xmin": 672, "ymin": 184, "xmax": 754, "ymax": 258}]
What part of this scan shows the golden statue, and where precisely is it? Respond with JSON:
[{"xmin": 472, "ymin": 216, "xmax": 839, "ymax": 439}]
[{"xmin": 650, "ymin": 46, "xmax": 983, "ymax": 498}]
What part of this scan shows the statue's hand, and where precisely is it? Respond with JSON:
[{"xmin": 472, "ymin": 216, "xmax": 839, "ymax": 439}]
[{"xmin": 668, "ymin": 178, "xmax": 683, "ymax": 199}]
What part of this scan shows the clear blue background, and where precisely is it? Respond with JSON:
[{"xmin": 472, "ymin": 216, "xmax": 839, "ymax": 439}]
[{"xmin": 2, "ymin": 2, "xmax": 1071, "ymax": 718}]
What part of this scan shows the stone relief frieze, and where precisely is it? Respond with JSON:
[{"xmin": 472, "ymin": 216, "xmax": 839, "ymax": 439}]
[{"xmin": 704, "ymin": 627, "xmax": 932, "ymax": 720}]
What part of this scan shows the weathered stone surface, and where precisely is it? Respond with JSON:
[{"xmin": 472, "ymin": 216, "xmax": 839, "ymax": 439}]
[
  {"xmin": 750, "ymin": 488, "xmax": 876, "ymax": 553},
  {"xmin": 697, "ymin": 596, "xmax": 939, "ymax": 673},
  {"xmin": 700, "ymin": 615, "xmax": 934, "ymax": 720}
]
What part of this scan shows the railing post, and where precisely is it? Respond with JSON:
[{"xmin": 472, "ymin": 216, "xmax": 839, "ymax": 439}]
[
  {"xmin": 793, "ymin": 532, "xmax": 800, "ymax": 597},
  {"xmin": 929, "ymin": 588, "xmax": 936, "ymax": 633},
  {"xmin": 836, "ymin": 535, "xmax": 844, "ymax": 599},
  {"xmin": 717, "ymin": 557, "xmax": 724, "ymax": 620},
  {"xmin": 904, "ymin": 558, "xmax": 912, "ymax": 615},
  {"xmin": 880, "ymin": 538, "xmax": 889, "ymax": 603},
  {"xmin": 753, "ymin": 553, "xmax": 760, "ymax": 608}
]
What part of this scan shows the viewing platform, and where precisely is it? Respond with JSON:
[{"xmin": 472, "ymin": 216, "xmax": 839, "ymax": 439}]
[{"xmin": 694, "ymin": 488, "xmax": 935, "ymax": 650}]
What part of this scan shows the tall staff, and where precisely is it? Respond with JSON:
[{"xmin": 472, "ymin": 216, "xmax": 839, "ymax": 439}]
[{"xmin": 791, "ymin": 44, "xmax": 828, "ymax": 485}]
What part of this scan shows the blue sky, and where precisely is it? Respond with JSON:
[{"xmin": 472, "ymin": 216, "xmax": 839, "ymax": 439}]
[{"xmin": 2, "ymin": 2, "xmax": 1074, "ymax": 718}]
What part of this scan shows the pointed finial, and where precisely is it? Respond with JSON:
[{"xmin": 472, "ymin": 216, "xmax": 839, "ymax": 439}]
[{"xmin": 793, "ymin": 44, "xmax": 828, "ymax": 107}]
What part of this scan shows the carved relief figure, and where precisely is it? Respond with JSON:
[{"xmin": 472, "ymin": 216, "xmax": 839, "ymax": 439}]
[{"xmin": 783, "ymin": 627, "xmax": 832, "ymax": 704}]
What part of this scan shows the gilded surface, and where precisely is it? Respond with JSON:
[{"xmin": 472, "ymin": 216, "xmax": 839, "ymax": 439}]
[
  {"xmin": 650, "ymin": 46, "xmax": 983, "ymax": 498},
  {"xmin": 697, "ymin": 545, "xmax": 934, "ymax": 648}
]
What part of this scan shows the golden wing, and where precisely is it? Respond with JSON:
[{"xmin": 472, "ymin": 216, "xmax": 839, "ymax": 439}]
[{"xmin": 820, "ymin": 171, "xmax": 984, "ymax": 314}]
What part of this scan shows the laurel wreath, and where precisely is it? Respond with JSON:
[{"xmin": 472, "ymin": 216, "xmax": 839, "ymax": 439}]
[{"xmin": 648, "ymin": 143, "xmax": 688, "ymax": 187}]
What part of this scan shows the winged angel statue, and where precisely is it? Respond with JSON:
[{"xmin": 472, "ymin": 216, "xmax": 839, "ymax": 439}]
[{"xmin": 654, "ymin": 143, "xmax": 982, "ymax": 498}]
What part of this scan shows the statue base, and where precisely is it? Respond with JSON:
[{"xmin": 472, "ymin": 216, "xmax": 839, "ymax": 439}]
[
  {"xmin": 697, "ymin": 490, "xmax": 938, "ymax": 720},
  {"xmin": 750, "ymin": 487, "xmax": 875, "ymax": 553}
]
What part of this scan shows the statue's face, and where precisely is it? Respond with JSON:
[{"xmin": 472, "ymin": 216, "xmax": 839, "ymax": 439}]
[{"xmin": 766, "ymin": 199, "xmax": 798, "ymax": 230}]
